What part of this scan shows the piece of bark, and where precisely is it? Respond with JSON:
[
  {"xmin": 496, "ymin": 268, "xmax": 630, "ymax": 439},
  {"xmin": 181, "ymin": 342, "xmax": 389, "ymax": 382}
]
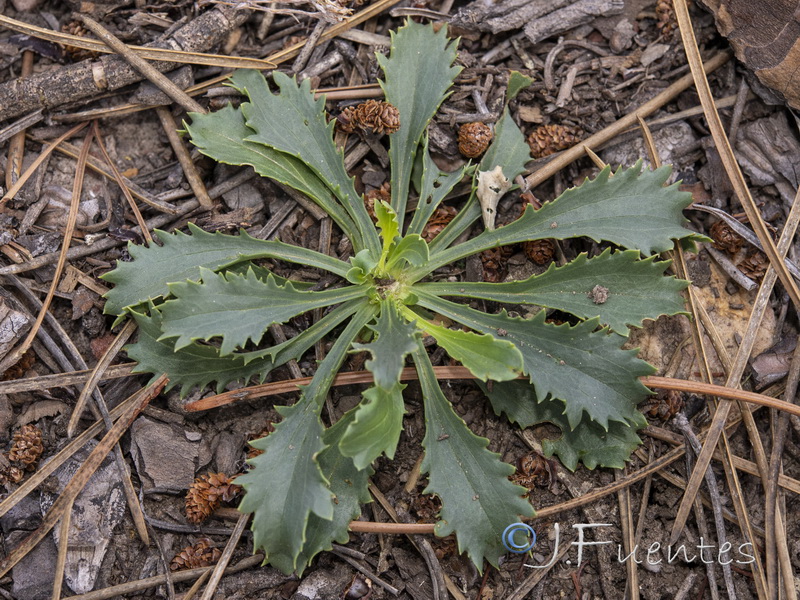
[
  {"xmin": 450, "ymin": 0, "xmax": 574, "ymax": 35},
  {"xmin": 0, "ymin": 297, "xmax": 30, "ymax": 361},
  {"xmin": 0, "ymin": 5, "xmax": 249, "ymax": 122},
  {"xmin": 698, "ymin": 0, "xmax": 800, "ymax": 109},
  {"xmin": 524, "ymin": 0, "xmax": 625, "ymax": 44}
]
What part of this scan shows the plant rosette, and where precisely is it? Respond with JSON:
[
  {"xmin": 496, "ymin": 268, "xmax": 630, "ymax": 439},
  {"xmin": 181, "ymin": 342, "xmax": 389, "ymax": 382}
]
[{"xmin": 102, "ymin": 21, "xmax": 703, "ymax": 574}]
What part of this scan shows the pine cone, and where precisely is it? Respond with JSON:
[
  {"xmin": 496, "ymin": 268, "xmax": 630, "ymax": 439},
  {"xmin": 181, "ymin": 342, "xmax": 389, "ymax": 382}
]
[
  {"xmin": 61, "ymin": 21, "xmax": 100, "ymax": 62},
  {"xmin": 739, "ymin": 249, "xmax": 768, "ymax": 281},
  {"xmin": 458, "ymin": 122, "xmax": 493, "ymax": 158},
  {"xmin": 481, "ymin": 246, "xmax": 513, "ymax": 282},
  {"xmin": 526, "ymin": 124, "xmax": 580, "ymax": 159},
  {"xmin": 8, "ymin": 424, "xmax": 43, "ymax": 469},
  {"xmin": 655, "ymin": 0, "xmax": 678, "ymax": 38},
  {"xmin": 185, "ymin": 473, "xmax": 241, "ymax": 524},
  {"xmin": 709, "ymin": 220, "xmax": 743, "ymax": 254},
  {"xmin": 170, "ymin": 538, "xmax": 222, "ymax": 571},
  {"xmin": 0, "ymin": 464, "xmax": 24, "ymax": 487},
  {"xmin": 523, "ymin": 239, "xmax": 556, "ymax": 265},
  {"xmin": 337, "ymin": 100, "xmax": 400, "ymax": 135},
  {"xmin": 421, "ymin": 205, "xmax": 458, "ymax": 242}
]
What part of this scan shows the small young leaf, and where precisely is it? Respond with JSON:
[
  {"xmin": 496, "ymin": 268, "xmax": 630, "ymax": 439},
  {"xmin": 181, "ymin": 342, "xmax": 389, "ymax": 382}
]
[
  {"xmin": 480, "ymin": 379, "xmax": 645, "ymax": 470},
  {"xmin": 340, "ymin": 302, "xmax": 417, "ymax": 467},
  {"xmin": 417, "ymin": 293, "xmax": 654, "ymax": 429},
  {"xmin": 352, "ymin": 301, "xmax": 419, "ymax": 389},
  {"xmin": 405, "ymin": 308, "xmax": 523, "ymax": 382},
  {"xmin": 414, "ymin": 345, "xmax": 533, "ymax": 568},
  {"xmin": 385, "ymin": 234, "xmax": 429, "ymax": 271},
  {"xmin": 159, "ymin": 268, "xmax": 365, "ymax": 355},
  {"xmin": 339, "ymin": 383, "xmax": 406, "ymax": 469},
  {"xmin": 102, "ymin": 223, "xmax": 351, "ymax": 316},
  {"xmin": 419, "ymin": 249, "xmax": 689, "ymax": 334},
  {"xmin": 379, "ymin": 20, "xmax": 461, "ymax": 226}
]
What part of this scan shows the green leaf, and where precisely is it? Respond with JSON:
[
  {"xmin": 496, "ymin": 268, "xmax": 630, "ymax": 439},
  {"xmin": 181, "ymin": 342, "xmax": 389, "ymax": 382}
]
[
  {"xmin": 184, "ymin": 104, "xmax": 358, "ymax": 242},
  {"xmin": 506, "ymin": 71, "xmax": 534, "ymax": 102},
  {"xmin": 419, "ymin": 163, "xmax": 703, "ymax": 277},
  {"xmin": 407, "ymin": 136, "xmax": 472, "ymax": 236},
  {"xmin": 480, "ymin": 380, "xmax": 645, "ymax": 470},
  {"xmin": 419, "ymin": 249, "xmax": 689, "ymax": 334},
  {"xmin": 230, "ymin": 69, "xmax": 380, "ymax": 255},
  {"xmin": 416, "ymin": 292, "xmax": 655, "ymax": 429},
  {"xmin": 385, "ymin": 234, "xmax": 429, "ymax": 271},
  {"xmin": 238, "ymin": 304, "xmax": 376, "ymax": 574},
  {"xmin": 102, "ymin": 224, "xmax": 351, "ymax": 316},
  {"xmin": 239, "ymin": 399, "xmax": 330, "ymax": 574},
  {"xmin": 427, "ymin": 109, "xmax": 530, "ymax": 254},
  {"xmin": 159, "ymin": 268, "xmax": 365, "ymax": 355},
  {"xmin": 379, "ymin": 20, "xmax": 461, "ymax": 227},
  {"xmin": 414, "ymin": 345, "xmax": 533, "ymax": 568},
  {"xmin": 126, "ymin": 304, "xmax": 269, "ymax": 395},
  {"xmin": 339, "ymin": 302, "xmax": 416, "ymax": 467},
  {"xmin": 242, "ymin": 299, "xmax": 366, "ymax": 368},
  {"xmin": 294, "ymin": 408, "xmax": 373, "ymax": 574},
  {"xmin": 403, "ymin": 307, "xmax": 523, "ymax": 382},
  {"xmin": 352, "ymin": 301, "xmax": 418, "ymax": 389},
  {"xmin": 339, "ymin": 383, "xmax": 406, "ymax": 469}
]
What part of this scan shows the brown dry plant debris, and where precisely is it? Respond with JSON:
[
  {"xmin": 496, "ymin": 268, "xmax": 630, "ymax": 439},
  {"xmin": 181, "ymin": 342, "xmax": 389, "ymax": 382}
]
[
  {"xmin": 170, "ymin": 538, "xmax": 222, "ymax": 571},
  {"xmin": 458, "ymin": 122, "xmax": 493, "ymax": 158},
  {"xmin": 709, "ymin": 219, "xmax": 744, "ymax": 253},
  {"xmin": 421, "ymin": 205, "xmax": 458, "ymax": 243},
  {"xmin": 364, "ymin": 182, "xmax": 390, "ymax": 222},
  {"xmin": 656, "ymin": 0, "xmax": 678, "ymax": 38},
  {"xmin": 185, "ymin": 472, "xmax": 241, "ymax": 524},
  {"xmin": 337, "ymin": 99, "xmax": 400, "ymax": 134}
]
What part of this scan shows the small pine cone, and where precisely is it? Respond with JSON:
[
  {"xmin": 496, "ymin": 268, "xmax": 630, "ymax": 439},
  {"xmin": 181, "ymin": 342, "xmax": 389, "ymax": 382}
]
[
  {"xmin": 0, "ymin": 465, "xmax": 24, "ymax": 487},
  {"xmin": 337, "ymin": 100, "xmax": 400, "ymax": 135},
  {"xmin": 481, "ymin": 246, "xmax": 513, "ymax": 282},
  {"xmin": 8, "ymin": 425, "xmax": 44, "ymax": 468},
  {"xmin": 523, "ymin": 239, "xmax": 556, "ymax": 265},
  {"xmin": 526, "ymin": 124, "xmax": 580, "ymax": 159},
  {"xmin": 739, "ymin": 249, "xmax": 768, "ymax": 281},
  {"xmin": 655, "ymin": 0, "xmax": 678, "ymax": 38},
  {"xmin": 458, "ymin": 122, "xmax": 493, "ymax": 158},
  {"xmin": 363, "ymin": 182, "xmax": 390, "ymax": 223},
  {"xmin": 709, "ymin": 220, "xmax": 743, "ymax": 254},
  {"xmin": 185, "ymin": 473, "xmax": 241, "ymax": 524},
  {"xmin": 61, "ymin": 21, "xmax": 100, "ymax": 61},
  {"xmin": 170, "ymin": 538, "xmax": 222, "ymax": 571},
  {"xmin": 365, "ymin": 100, "xmax": 401, "ymax": 134},
  {"xmin": 421, "ymin": 205, "xmax": 458, "ymax": 242}
]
